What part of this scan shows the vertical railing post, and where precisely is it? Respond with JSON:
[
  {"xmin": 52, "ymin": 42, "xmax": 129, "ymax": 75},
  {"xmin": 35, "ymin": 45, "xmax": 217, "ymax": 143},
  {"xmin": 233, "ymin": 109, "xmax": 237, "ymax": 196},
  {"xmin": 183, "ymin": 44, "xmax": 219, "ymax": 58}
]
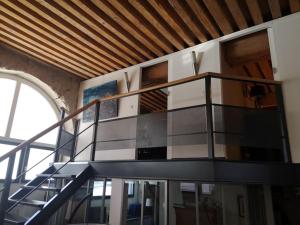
[
  {"xmin": 205, "ymin": 76, "xmax": 215, "ymax": 159},
  {"xmin": 17, "ymin": 145, "xmax": 30, "ymax": 183},
  {"xmin": 70, "ymin": 119, "xmax": 79, "ymax": 162},
  {"xmin": 0, "ymin": 153, "xmax": 16, "ymax": 224},
  {"xmin": 275, "ymin": 84, "xmax": 292, "ymax": 163},
  {"xmin": 91, "ymin": 101, "xmax": 100, "ymax": 161},
  {"xmin": 54, "ymin": 107, "xmax": 66, "ymax": 162}
]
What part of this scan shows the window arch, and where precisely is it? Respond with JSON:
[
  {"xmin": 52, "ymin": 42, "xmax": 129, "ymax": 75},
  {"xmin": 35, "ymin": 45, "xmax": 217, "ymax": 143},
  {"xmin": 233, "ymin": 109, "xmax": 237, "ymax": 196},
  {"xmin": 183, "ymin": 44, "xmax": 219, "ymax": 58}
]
[{"xmin": 0, "ymin": 73, "xmax": 60, "ymax": 179}]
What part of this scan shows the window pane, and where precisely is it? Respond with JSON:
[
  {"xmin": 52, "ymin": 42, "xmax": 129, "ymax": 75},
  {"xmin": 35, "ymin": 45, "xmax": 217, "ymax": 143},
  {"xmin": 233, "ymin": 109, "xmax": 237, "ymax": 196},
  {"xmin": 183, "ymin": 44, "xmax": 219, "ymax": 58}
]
[
  {"xmin": 11, "ymin": 84, "xmax": 58, "ymax": 144},
  {"xmin": 0, "ymin": 144, "xmax": 20, "ymax": 179},
  {"xmin": 93, "ymin": 181, "xmax": 112, "ymax": 197},
  {"xmin": 0, "ymin": 78, "xmax": 16, "ymax": 136},
  {"xmin": 25, "ymin": 148, "xmax": 54, "ymax": 180}
]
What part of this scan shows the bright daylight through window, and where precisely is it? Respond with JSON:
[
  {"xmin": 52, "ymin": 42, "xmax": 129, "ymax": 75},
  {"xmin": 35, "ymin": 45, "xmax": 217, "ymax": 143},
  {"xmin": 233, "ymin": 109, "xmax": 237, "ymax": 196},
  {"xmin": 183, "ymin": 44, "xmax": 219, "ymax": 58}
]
[{"xmin": 0, "ymin": 75, "xmax": 58, "ymax": 180}]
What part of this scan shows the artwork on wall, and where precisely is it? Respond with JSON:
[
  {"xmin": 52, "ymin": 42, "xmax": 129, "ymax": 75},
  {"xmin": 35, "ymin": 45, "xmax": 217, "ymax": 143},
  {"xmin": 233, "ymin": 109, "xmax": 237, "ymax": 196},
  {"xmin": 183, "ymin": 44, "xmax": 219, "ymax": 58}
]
[{"xmin": 82, "ymin": 80, "xmax": 118, "ymax": 122}]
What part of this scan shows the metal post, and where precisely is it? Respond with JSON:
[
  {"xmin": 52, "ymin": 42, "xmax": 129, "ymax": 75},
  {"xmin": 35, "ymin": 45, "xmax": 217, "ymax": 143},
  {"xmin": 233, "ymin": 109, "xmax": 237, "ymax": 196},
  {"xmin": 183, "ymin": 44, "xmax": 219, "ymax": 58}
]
[
  {"xmin": 140, "ymin": 181, "xmax": 145, "ymax": 225},
  {"xmin": 54, "ymin": 107, "xmax": 66, "ymax": 162},
  {"xmin": 70, "ymin": 119, "xmax": 79, "ymax": 162},
  {"xmin": 17, "ymin": 145, "xmax": 29, "ymax": 183},
  {"xmin": 91, "ymin": 101, "xmax": 100, "ymax": 161},
  {"xmin": 100, "ymin": 179, "xmax": 107, "ymax": 224},
  {"xmin": 0, "ymin": 154, "xmax": 16, "ymax": 224},
  {"xmin": 195, "ymin": 183, "xmax": 200, "ymax": 225},
  {"xmin": 205, "ymin": 76, "xmax": 215, "ymax": 159},
  {"xmin": 275, "ymin": 84, "xmax": 292, "ymax": 163}
]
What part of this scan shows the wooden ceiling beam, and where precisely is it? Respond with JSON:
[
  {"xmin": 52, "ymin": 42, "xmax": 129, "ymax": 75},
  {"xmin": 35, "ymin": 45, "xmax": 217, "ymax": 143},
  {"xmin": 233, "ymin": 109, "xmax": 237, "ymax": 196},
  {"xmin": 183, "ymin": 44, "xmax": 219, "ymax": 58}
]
[
  {"xmin": 203, "ymin": 0, "xmax": 234, "ymax": 35},
  {"xmin": 168, "ymin": 0, "xmax": 208, "ymax": 42},
  {"xmin": 245, "ymin": 0, "xmax": 264, "ymax": 25},
  {"xmin": 0, "ymin": 0, "xmax": 112, "ymax": 73},
  {"xmin": 224, "ymin": 0, "xmax": 248, "ymax": 30},
  {"xmin": 129, "ymin": 0, "xmax": 185, "ymax": 50},
  {"xmin": 0, "ymin": 20, "xmax": 98, "ymax": 77},
  {"xmin": 148, "ymin": 0, "xmax": 195, "ymax": 46},
  {"xmin": 13, "ymin": 0, "xmax": 118, "ymax": 71},
  {"xmin": 0, "ymin": 34, "xmax": 89, "ymax": 79},
  {"xmin": 268, "ymin": 0, "xmax": 282, "ymax": 19},
  {"xmin": 71, "ymin": 0, "xmax": 154, "ymax": 60},
  {"xmin": 108, "ymin": 0, "xmax": 174, "ymax": 54},
  {"xmin": 54, "ymin": 0, "xmax": 144, "ymax": 63},
  {"xmin": 36, "ymin": 0, "xmax": 133, "ymax": 67},
  {"xmin": 186, "ymin": 0, "xmax": 220, "ymax": 39},
  {"xmin": 21, "ymin": 0, "xmax": 122, "ymax": 69},
  {"xmin": 289, "ymin": 0, "xmax": 300, "ymax": 13},
  {"xmin": 91, "ymin": 0, "xmax": 164, "ymax": 57}
]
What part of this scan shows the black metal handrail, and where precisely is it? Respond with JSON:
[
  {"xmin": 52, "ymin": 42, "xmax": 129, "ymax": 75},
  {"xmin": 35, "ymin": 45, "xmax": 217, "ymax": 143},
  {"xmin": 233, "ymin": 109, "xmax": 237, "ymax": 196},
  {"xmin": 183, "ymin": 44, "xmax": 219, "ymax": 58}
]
[
  {"xmin": 6, "ymin": 141, "xmax": 94, "ymax": 212},
  {"xmin": 0, "ymin": 122, "xmax": 95, "ymax": 193}
]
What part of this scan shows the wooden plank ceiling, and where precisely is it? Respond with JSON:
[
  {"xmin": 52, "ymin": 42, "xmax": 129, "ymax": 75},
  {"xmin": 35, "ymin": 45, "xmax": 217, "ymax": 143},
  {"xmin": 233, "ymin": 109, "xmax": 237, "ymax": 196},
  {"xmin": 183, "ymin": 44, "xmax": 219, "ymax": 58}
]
[{"xmin": 0, "ymin": 0, "xmax": 299, "ymax": 79}]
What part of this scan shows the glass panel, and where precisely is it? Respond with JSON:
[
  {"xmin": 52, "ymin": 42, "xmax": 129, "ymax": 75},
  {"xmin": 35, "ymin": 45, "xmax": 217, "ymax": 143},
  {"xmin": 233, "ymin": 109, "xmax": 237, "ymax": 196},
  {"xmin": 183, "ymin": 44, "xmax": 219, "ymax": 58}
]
[
  {"xmin": 25, "ymin": 148, "xmax": 54, "ymax": 180},
  {"xmin": 126, "ymin": 180, "xmax": 166, "ymax": 225},
  {"xmin": 0, "ymin": 78, "xmax": 16, "ymax": 136},
  {"xmin": 93, "ymin": 180, "xmax": 112, "ymax": 197},
  {"xmin": 11, "ymin": 83, "xmax": 58, "ymax": 144},
  {"xmin": 0, "ymin": 144, "xmax": 20, "ymax": 179}
]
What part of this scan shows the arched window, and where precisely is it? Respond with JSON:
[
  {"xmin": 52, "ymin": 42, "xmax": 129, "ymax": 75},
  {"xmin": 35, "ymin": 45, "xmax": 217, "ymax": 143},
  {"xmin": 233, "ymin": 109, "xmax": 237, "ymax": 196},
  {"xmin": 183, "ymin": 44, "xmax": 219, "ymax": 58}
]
[{"xmin": 0, "ymin": 74, "xmax": 59, "ymax": 180}]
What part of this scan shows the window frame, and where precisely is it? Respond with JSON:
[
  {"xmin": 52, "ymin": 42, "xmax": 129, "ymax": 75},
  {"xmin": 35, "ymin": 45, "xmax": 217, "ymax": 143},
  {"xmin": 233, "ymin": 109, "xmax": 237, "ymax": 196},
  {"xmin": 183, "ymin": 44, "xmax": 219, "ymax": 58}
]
[{"xmin": 0, "ymin": 73, "xmax": 60, "ymax": 182}]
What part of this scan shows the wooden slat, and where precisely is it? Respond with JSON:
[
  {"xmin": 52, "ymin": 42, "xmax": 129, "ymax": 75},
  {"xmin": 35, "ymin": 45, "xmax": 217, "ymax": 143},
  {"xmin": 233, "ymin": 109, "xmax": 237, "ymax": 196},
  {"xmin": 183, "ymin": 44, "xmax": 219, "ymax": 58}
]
[
  {"xmin": 20, "ymin": 1, "xmax": 122, "ymax": 70},
  {"xmin": 71, "ymin": 0, "xmax": 154, "ymax": 60},
  {"xmin": 91, "ymin": 0, "xmax": 164, "ymax": 57},
  {"xmin": 168, "ymin": 0, "xmax": 208, "ymax": 42},
  {"xmin": 224, "ymin": 0, "xmax": 248, "ymax": 30},
  {"xmin": 0, "ymin": 0, "xmax": 112, "ymax": 73},
  {"xmin": 129, "ymin": 0, "xmax": 185, "ymax": 50},
  {"xmin": 0, "ymin": 21, "xmax": 97, "ymax": 77},
  {"xmin": 0, "ymin": 36, "xmax": 88, "ymax": 79},
  {"xmin": 108, "ymin": 0, "xmax": 174, "ymax": 53},
  {"xmin": 0, "ymin": 29, "xmax": 93, "ymax": 78},
  {"xmin": 268, "ymin": 0, "xmax": 282, "ymax": 19},
  {"xmin": 54, "ymin": 0, "xmax": 144, "ymax": 63},
  {"xmin": 244, "ymin": 62, "xmax": 261, "ymax": 78},
  {"xmin": 258, "ymin": 59, "xmax": 274, "ymax": 80},
  {"xmin": 36, "ymin": 0, "xmax": 132, "ymax": 67},
  {"xmin": 203, "ymin": 0, "xmax": 234, "ymax": 35},
  {"xmin": 186, "ymin": 0, "xmax": 220, "ymax": 39},
  {"xmin": 245, "ymin": 0, "xmax": 264, "ymax": 25},
  {"xmin": 0, "ymin": 11, "xmax": 101, "ymax": 75},
  {"xmin": 289, "ymin": 0, "xmax": 300, "ymax": 13},
  {"xmin": 148, "ymin": 0, "xmax": 195, "ymax": 46}
]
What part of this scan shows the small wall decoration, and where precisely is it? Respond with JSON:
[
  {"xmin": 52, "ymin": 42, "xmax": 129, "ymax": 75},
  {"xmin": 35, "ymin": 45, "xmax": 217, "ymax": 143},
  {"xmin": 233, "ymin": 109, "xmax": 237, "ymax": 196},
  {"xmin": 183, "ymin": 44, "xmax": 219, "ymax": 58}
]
[{"xmin": 82, "ymin": 80, "xmax": 118, "ymax": 122}]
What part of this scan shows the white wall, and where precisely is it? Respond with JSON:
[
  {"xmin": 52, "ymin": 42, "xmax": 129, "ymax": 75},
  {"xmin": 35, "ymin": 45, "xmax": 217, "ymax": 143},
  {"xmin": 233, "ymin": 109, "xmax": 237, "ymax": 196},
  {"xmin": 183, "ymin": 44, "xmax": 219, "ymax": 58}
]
[{"xmin": 268, "ymin": 12, "xmax": 300, "ymax": 162}]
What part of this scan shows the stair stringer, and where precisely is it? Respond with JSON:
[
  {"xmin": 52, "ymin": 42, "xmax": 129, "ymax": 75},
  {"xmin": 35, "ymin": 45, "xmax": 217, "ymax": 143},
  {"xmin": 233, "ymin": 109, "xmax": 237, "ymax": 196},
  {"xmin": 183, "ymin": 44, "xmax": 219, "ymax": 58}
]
[{"xmin": 24, "ymin": 165, "xmax": 94, "ymax": 225}]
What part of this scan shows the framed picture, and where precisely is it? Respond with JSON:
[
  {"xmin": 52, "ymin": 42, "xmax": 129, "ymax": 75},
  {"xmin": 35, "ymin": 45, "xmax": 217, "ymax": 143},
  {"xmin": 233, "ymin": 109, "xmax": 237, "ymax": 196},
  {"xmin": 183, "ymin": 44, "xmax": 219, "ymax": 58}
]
[{"xmin": 82, "ymin": 80, "xmax": 118, "ymax": 122}]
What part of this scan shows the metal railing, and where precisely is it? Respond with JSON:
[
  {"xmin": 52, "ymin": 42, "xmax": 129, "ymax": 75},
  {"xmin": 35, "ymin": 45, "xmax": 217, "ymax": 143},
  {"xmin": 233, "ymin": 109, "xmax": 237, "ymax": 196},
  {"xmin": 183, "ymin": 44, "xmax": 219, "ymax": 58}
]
[{"xmin": 0, "ymin": 72, "xmax": 290, "ymax": 223}]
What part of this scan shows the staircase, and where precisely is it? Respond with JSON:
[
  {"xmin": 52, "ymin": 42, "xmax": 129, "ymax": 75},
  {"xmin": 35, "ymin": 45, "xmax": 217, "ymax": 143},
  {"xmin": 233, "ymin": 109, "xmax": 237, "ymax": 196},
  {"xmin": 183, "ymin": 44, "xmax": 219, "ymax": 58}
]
[{"xmin": 3, "ymin": 163, "xmax": 93, "ymax": 225}]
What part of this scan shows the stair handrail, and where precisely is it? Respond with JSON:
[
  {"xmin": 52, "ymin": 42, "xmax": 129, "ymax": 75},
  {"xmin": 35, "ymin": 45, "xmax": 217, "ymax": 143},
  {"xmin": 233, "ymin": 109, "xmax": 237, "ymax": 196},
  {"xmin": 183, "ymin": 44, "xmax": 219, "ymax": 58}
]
[
  {"xmin": 0, "ymin": 99, "xmax": 98, "ymax": 163},
  {"xmin": 0, "ymin": 72, "xmax": 281, "ymax": 164}
]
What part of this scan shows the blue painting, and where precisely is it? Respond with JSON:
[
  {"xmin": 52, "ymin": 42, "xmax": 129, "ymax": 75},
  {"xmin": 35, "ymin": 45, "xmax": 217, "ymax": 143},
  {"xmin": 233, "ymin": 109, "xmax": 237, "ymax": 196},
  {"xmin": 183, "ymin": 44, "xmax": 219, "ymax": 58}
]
[{"xmin": 83, "ymin": 80, "xmax": 118, "ymax": 122}]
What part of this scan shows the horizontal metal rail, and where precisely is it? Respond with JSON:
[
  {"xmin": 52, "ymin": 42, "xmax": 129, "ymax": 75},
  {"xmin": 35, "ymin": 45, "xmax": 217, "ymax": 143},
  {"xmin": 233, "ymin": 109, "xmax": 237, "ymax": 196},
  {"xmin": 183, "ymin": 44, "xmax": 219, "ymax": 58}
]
[{"xmin": 0, "ymin": 72, "xmax": 281, "ymax": 164}]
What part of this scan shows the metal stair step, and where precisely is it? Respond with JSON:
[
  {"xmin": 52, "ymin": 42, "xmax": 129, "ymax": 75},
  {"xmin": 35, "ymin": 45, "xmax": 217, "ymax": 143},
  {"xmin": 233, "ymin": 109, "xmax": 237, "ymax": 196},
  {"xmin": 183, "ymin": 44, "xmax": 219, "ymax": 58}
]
[
  {"xmin": 4, "ymin": 213, "xmax": 26, "ymax": 225},
  {"xmin": 36, "ymin": 174, "xmax": 76, "ymax": 179},
  {"xmin": 21, "ymin": 185, "xmax": 60, "ymax": 192},
  {"xmin": 9, "ymin": 199, "xmax": 46, "ymax": 208}
]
